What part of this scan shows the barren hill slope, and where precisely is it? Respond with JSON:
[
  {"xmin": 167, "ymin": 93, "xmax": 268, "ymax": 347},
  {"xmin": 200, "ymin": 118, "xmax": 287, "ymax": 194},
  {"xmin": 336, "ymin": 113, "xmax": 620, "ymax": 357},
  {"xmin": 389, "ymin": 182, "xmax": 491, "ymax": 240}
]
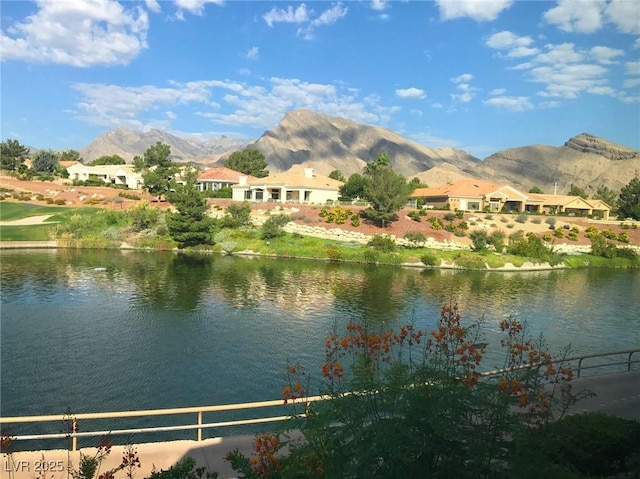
[{"xmin": 472, "ymin": 133, "xmax": 640, "ymax": 194}]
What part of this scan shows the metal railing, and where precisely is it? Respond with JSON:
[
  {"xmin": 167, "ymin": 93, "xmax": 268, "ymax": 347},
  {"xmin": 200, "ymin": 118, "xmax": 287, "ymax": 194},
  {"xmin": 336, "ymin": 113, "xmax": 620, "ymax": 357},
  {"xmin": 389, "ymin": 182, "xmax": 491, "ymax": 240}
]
[{"xmin": 2, "ymin": 349, "xmax": 637, "ymax": 451}]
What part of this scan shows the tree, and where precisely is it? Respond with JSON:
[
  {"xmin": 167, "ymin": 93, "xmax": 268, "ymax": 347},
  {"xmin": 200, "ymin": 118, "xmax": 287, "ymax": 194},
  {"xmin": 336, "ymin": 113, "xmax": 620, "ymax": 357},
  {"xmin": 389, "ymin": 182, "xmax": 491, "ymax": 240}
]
[
  {"xmin": 1, "ymin": 139, "xmax": 29, "ymax": 170},
  {"xmin": 529, "ymin": 186, "xmax": 543, "ymax": 194},
  {"xmin": 339, "ymin": 173, "xmax": 369, "ymax": 201},
  {"xmin": 568, "ymin": 184, "xmax": 588, "ymax": 199},
  {"xmin": 32, "ymin": 149, "xmax": 58, "ymax": 173},
  {"xmin": 135, "ymin": 142, "xmax": 177, "ymax": 201},
  {"xmin": 224, "ymin": 148, "xmax": 268, "ymax": 178},
  {"xmin": 58, "ymin": 149, "xmax": 82, "ymax": 163},
  {"xmin": 617, "ymin": 177, "xmax": 640, "ymax": 220},
  {"xmin": 361, "ymin": 166, "xmax": 415, "ymax": 227},
  {"xmin": 363, "ymin": 152, "xmax": 391, "ymax": 176},
  {"xmin": 165, "ymin": 167, "xmax": 215, "ymax": 248},
  {"xmin": 593, "ymin": 185, "xmax": 617, "ymax": 207},
  {"xmin": 328, "ymin": 169, "xmax": 346, "ymax": 182},
  {"xmin": 89, "ymin": 155, "xmax": 125, "ymax": 166}
]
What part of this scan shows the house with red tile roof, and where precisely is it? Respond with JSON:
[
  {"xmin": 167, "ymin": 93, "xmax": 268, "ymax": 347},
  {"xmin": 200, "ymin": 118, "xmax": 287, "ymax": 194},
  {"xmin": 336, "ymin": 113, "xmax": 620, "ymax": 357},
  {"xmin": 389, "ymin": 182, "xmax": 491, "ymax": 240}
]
[
  {"xmin": 231, "ymin": 165, "xmax": 343, "ymax": 204},
  {"xmin": 196, "ymin": 167, "xmax": 254, "ymax": 192},
  {"xmin": 411, "ymin": 179, "xmax": 611, "ymax": 218}
]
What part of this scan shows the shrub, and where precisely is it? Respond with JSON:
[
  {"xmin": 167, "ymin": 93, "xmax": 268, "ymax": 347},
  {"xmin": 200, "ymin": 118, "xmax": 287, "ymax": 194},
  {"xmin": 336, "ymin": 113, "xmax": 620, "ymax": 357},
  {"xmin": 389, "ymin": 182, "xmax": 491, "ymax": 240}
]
[
  {"xmin": 515, "ymin": 213, "xmax": 528, "ymax": 224},
  {"xmin": 367, "ymin": 235, "xmax": 396, "ymax": 252},
  {"xmin": 545, "ymin": 217, "xmax": 556, "ymax": 228},
  {"xmin": 488, "ymin": 230, "xmax": 506, "ymax": 253},
  {"xmin": 568, "ymin": 232, "xmax": 578, "ymax": 241},
  {"xmin": 469, "ymin": 230, "xmax": 488, "ymax": 251},
  {"xmin": 260, "ymin": 215, "xmax": 289, "ymax": 240},
  {"xmin": 326, "ymin": 246, "xmax": 342, "ymax": 262},
  {"xmin": 616, "ymin": 247, "xmax": 638, "ymax": 260},
  {"xmin": 590, "ymin": 234, "xmax": 618, "ymax": 258},
  {"xmin": 443, "ymin": 212, "xmax": 457, "ymax": 222},
  {"xmin": 407, "ymin": 210, "xmax": 422, "ymax": 222},
  {"xmin": 553, "ymin": 228, "xmax": 565, "ymax": 238},
  {"xmin": 319, "ymin": 205, "xmax": 352, "ymax": 224},
  {"xmin": 601, "ymin": 229, "xmax": 617, "ymax": 240},
  {"xmin": 54, "ymin": 199, "xmax": 66, "ymax": 205},
  {"xmin": 420, "ymin": 252, "xmax": 438, "ymax": 266},
  {"xmin": 500, "ymin": 216, "xmax": 509, "ymax": 223},
  {"xmin": 403, "ymin": 231, "xmax": 426, "ymax": 247},
  {"xmin": 617, "ymin": 232, "xmax": 630, "ymax": 243},
  {"xmin": 350, "ymin": 214, "xmax": 361, "ymax": 227},
  {"xmin": 223, "ymin": 202, "xmax": 252, "ymax": 228},
  {"xmin": 457, "ymin": 221, "xmax": 469, "ymax": 230},
  {"xmin": 363, "ymin": 248, "xmax": 380, "ymax": 264},
  {"xmin": 507, "ymin": 232, "xmax": 556, "ymax": 262},
  {"xmin": 118, "ymin": 192, "xmax": 141, "ymax": 201},
  {"xmin": 444, "ymin": 222, "xmax": 457, "ymax": 233},
  {"xmin": 129, "ymin": 201, "xmax": 160, "ymax": 231},
  {"xmin": 428, "ymin": 217, "xmax": 442, "ymax": 230},
  {"xmin": 455, "ymin": 210, "xmax": 464, "ymax": 219},
  {"xmin": 531, "ymin": 217, "xmax": 542, "ymax": 224}
]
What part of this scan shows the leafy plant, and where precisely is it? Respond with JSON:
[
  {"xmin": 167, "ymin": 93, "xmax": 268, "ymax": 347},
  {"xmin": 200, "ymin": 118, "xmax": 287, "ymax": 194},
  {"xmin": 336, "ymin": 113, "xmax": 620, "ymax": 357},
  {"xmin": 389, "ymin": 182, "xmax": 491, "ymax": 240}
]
[
  {"xmin": 260, "ymin": 215, "xmax": 289, "ymax": 240},
  {"xmin": 367, "ymin": 234, "xmax": 396, "ymax": 252}
]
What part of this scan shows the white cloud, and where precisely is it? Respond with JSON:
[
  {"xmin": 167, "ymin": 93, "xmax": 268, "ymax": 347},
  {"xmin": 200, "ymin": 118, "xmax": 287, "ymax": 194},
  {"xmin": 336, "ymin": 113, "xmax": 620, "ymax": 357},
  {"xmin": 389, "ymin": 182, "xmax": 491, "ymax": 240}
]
[
  {"xmin": 485, "ymin": 31, "xmax": 540, "ymax": 58},
  {"xmin": 71, "ymin": 77, "xmax": 399, "ymax": 132},
  {"xmin": 396, "ymin": 88, "xmax": 426, "ymax": 99},
  {"xmin": 173, "ymin": 0, "xmax": 224, "ymax": 16},
  {"xmin": 539, "ymin": 100, "xmax": 561, "ymax": 108},
  {"xmin": 535, "ymin": 43, "xmax": 585, "ymax": 64},
  {"xmin": 435, "ymin": 0, "xmax": 513, "ymax": 21},
  {"xmin": 586, "ymin": 86, "xmax": 616, "ymax": 95},
  {"xmin": 484, "ymin": 96, "xmax": 533, "ymax": 111},
  {"xmin": 431, "ymin": 102, "xmax": 443, "ymax": 108},
  {"xmin": 486, "ymin": 31, "xmax": 534, "ymax": 49},
  {"xmin": 247, "ymin": 46, "xmax": 259, "ymax": 60},
  {"xmin": 145, "ymin": 0, "xmax": 161, "ymax": 13},
  {"xmin": 590, "ymin": 46, "xmax": 624, "ymax": 64},
  {"xmin": 451, "ymin": 73, "xmax": 473, "ymax": 84},
  {"xmin": 542, "ymin": 0, "xmax": 606, "ymax": 33},
  {"xmin": 298, "ymin": 3, "xmax": 348, "ymax": 40},
  {"xmin": 490, "ymin": 88, "xmax": 506, "ymax": 95},
  {"xmin": 263, "ymin": 4, "xmax": 309, "ymax": 27},
  {"xmin": 166, "ymin": 111, "xmax": 177, "ymax": 120},
  {"xmin": 623, "ymin": 78, "xmax": 640, "ymax": 88},
  {"xmin": 605, "ymin": 0, "xmax": 640, "ymax": 34},
  {"xmin": 371, "ymin": 0, "xmax": 387, "ymax": 11},
  {"xmin": 635, "ymin": 37, "xmax": 640, "ymax": 49},
  {"xmin": 0, "ymin": 0, "xmax": 149, "ymax": 67},
  {"xmin": 530, "ymin": 63, "xmax": 608, "ymax": 98},
  {"xmin": 625, "ymin": 61, "xmax": 640, "ymax": 76}
]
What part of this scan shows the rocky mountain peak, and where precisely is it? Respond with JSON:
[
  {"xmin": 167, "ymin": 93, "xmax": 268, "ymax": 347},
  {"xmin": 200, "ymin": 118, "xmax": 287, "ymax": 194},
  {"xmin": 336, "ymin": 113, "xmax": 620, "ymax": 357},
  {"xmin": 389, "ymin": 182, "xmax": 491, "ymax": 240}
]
[{"xmin": 564, "ymin": 133, "xmax": 639, "ymax": 161}]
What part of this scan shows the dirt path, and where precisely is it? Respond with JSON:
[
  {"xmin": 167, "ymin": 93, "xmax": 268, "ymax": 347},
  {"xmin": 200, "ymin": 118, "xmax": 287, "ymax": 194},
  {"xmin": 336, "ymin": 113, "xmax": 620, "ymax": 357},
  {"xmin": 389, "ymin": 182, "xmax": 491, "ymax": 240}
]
[{"xmin": 0, "ymin": 214, "xmax": 56, "ymax": 226}]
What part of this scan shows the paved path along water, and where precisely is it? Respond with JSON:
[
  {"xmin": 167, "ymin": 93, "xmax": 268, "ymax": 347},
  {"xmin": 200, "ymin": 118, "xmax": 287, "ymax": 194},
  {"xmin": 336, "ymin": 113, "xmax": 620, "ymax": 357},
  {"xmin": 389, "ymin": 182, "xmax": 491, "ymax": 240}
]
[{"xmin": 3, "ymin": 371, "xmax": 638, "ymax": 479}]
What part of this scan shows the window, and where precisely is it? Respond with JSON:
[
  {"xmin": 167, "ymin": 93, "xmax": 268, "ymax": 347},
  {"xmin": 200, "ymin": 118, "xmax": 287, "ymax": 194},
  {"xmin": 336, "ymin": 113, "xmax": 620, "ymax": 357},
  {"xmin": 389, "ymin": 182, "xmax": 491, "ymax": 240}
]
[
  {"xmin": 467, "ymin": 202, "xmax": 480, "ymax": 211},
  {"xmin": 244, "ymin": 190, "xmax": 252, "ymax": 200}
]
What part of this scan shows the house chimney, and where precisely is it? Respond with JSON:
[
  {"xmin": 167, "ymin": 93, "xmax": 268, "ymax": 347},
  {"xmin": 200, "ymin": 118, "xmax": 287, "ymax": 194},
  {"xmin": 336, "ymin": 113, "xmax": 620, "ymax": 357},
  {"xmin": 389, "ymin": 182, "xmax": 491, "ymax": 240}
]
[
  {"xmin": 239, "ymin": 176, "xmax": 248, "ymax": 186},
  {"xmin": 304, "ymin": 167, "xmax": 314, "ymax": 179}
]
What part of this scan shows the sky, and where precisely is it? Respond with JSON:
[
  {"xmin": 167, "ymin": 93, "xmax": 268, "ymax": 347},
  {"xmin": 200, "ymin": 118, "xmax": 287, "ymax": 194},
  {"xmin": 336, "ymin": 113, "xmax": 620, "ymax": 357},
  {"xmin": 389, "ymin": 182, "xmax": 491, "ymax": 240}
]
[{"xmin": 1, "ymin": 0, "xmax": 639, "ymax": 159}]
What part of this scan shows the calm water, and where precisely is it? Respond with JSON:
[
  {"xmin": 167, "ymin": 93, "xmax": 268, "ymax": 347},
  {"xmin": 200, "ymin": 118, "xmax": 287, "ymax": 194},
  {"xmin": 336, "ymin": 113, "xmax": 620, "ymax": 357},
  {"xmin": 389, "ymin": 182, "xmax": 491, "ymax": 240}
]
[{"xmin": 1, "ymin": 249, "xmax": 639, "ymax": 444}]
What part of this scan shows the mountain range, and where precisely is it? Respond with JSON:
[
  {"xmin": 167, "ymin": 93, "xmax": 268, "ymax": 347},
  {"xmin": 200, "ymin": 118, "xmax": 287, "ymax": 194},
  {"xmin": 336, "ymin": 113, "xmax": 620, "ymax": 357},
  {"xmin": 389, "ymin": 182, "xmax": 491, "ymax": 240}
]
[{"xmin": 78, "ymin": 109, "xmax": 640, "ymax": 195}]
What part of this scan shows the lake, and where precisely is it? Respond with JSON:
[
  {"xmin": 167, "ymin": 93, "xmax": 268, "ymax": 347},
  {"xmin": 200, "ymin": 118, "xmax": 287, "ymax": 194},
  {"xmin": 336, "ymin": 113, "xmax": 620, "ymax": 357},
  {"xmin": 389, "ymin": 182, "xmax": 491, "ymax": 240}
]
[{"xmin": 1, "ymin": 249, "xmax": 639, "ymax": 445}]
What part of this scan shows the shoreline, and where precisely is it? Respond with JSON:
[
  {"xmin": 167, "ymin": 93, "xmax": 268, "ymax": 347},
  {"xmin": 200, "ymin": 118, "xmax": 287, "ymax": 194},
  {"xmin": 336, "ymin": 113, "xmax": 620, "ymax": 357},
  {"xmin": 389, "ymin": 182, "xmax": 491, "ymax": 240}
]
[{"xmin": 3, "ymin": 240, "xmax": 638, "ymax": 272}]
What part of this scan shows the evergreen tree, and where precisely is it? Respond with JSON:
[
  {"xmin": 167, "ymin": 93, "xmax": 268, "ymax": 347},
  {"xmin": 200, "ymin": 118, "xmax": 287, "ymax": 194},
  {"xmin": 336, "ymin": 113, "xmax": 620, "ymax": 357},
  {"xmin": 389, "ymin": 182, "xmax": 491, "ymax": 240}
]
[
  {"xmin": 328, "ymin": 169, "xmax": 346, "ymax": 182},
  {"xmin": 135, "ymin": 142, "xmax": 177, "ymax": 201},
  {"xmin": 1, "ymin": 139, "xmax": 29, "ymax": 170},
  {"xmin": 58, "ymin": 149, "xmax": 82, "ymax": 163},
  {"xmin": 617, "ymin": 177, "xmax": 640, "ymax": 220},
  {"xmin": 224, "ymin": 148, "xmax": 269, "ymax": 177},
  {"xmin": 361, "ymin": 166, "xmax": 415, "ymax": 227},
  {"xmin": 32, "ymin": 149, "xmax": 58, "ymax": 173},
  {"xmin": 593, "ymin": 185, "xmax": 617, "ymax": 207},
  {"xmin": 89, "ymin": 155, "xmax": 125, "ymax": 166},
  {"xmin": 165, "ymin": 168, "xmax": 216, "ymax": 248},
  {"xmin": 339, "ymin": 173, "xmax": 368, "ymax": 201}
]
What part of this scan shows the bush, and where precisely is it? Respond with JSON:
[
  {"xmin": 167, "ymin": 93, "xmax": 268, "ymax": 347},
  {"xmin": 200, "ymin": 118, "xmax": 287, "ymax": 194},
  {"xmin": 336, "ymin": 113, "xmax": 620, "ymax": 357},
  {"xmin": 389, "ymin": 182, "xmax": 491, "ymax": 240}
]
[
  {"xmin": 223, "ymin": 202, "xmax": 252, "ymax": 228},
  {"xmin": 350, "ymin": 214, "xmax": 360, "ymax": 227},
  {"xmin": 326, "ymin": 246, "xmax": 342, "ymax": 262},
  {"xmin": 443, "ymin": 212, "xmax": 457, "ymax": 221},
  {"xmin": 590, "ymin": 234, "xmax": 618, "ymax": 258},
  {"xmin": 319, "ymin": 205, "xmax": 352, "ymax": 224},
  {"xmin": 616, "ymin": 247, "xmax": 638, "ymax": 260},
  {"xmin": 507, "ymin": 232, "xmax": 557, "ymax": 263},
  {"xmin": 617, "ymin": 232, "xmax": 630, "ymax": 243},
  {"xmin": 515, "ymin": 213, "xmax": 528, "ymax": 224},
  {"xmin": 545, "ymin": 217, "xmax": 556, "ymax": 228},
  {"xmin": 469, "ymin": 230, "xmax": 488, "ymax": 251},
  {"xmin": 553, "ymin": 228, "xmax": 565, "ymax": 238},
  {"xmin": 367, "ymin": 234, "xmax": 396, "ymax": 252},
  {"xmin": 202, "ymin": 186, "xmax": 232, "ymax": 198},
  {"xmin": 428, "ymin": 217, "xmax": 442, "ymax": 230},
  {"xmin": 420, "ymin": 252, "xmax": 438, "ymax": 266},
  {"xmin": 363, "ymin": 248, "xmax": 380, "ymax": 264},
  {"xmin": 403, "ymin": 231, "xmax": 426, "ymax": 247},
  {"xmin": 128, "ymin": 201, "xmax": 161, "ymax": 231},
  {"xmin": 455, "ymin": 210, "xmax": 464, "ymax": 219},
  {"xmin": 531, "ymin": 217, "xmax": 542, "ymax": 224},
  {"xmin": 118, "ymin": 192, "xmax": 141, "ymax": 201},
  {"xmin": 407, "ymin": 210, "xmax": 422, "ymax": 222},
  {"xmin": 260, "ymin": 215, "xmax": 289, "ymax": 240}
]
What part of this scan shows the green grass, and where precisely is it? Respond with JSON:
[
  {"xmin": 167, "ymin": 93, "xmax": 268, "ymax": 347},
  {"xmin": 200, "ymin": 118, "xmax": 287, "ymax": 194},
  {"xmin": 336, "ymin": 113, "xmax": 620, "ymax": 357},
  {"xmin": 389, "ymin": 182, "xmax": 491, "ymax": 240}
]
[{"xmin": 0, "ymin": 202, "xmax": 60, "ymax": 221}]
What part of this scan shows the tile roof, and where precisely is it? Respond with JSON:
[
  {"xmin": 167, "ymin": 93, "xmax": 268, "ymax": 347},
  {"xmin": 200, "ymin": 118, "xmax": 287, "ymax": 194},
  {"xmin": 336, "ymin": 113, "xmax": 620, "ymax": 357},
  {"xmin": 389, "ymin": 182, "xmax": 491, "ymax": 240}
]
[
  {"xmin": 239, "ymin": 164, "xmax": 343, "ymax": 190},
  {"xmin": 412, "ymin": 179, "xmax": 503, "ymax": 198},
  {"xmin": 198, "ymin": 167, "xmax": 253, "ymax": 182}
]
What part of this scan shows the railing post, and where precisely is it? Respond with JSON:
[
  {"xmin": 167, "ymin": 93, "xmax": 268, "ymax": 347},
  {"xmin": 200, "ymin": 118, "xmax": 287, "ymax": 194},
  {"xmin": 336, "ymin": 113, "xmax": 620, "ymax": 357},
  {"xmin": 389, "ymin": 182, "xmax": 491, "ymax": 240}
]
[
  {"xmin": 72, "ymin": 419, "xmax": 78, "ymax": 452},
  {"xmin": 197, "ymin": 411, "xmax": 202, "ymax": 442},
  {"xmin": 577, "ymin": 358, "xmax": 583, "ymax": 378}
]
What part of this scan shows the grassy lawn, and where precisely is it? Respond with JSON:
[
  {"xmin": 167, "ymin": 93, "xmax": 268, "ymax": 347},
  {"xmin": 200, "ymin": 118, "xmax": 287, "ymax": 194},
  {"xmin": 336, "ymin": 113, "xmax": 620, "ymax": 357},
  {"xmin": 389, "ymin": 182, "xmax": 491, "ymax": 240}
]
[{"xmin": 0, "ymin": 202, "xmax": 104, "ymax": 241}]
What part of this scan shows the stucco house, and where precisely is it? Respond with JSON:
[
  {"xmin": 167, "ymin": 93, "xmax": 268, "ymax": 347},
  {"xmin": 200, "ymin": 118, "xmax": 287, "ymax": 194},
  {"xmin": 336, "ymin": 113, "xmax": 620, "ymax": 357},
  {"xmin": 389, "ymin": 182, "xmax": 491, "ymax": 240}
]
[
  {"xmin": 66, "ymin": 164, "xmax": 143, "ymax": 189},
  {"xmin": 197, "ymin": 167, "xmax": 254, "ymax": 192},
  {"xmin": 411, "ymin": 179, "xmax": 611, "ymax": 218},
  {"xmin": 232, "ymin": 165, "xmax": 343, "ymax": 204}
]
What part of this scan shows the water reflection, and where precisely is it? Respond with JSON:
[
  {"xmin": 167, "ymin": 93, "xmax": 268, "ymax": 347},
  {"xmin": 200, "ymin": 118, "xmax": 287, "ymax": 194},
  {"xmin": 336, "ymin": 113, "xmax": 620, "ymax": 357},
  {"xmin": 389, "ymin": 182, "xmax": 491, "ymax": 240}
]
[{"xmin": 1, "ymin": 249, "xmax": 638, "ymax": 419}]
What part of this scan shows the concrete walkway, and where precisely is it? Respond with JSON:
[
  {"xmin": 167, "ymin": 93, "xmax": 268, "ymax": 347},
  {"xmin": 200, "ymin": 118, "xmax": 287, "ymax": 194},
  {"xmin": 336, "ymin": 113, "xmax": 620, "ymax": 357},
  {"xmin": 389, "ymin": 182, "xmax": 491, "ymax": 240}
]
[{"xmin": 3, "ymin": 372, "xmax": 638, "ymax": 479}]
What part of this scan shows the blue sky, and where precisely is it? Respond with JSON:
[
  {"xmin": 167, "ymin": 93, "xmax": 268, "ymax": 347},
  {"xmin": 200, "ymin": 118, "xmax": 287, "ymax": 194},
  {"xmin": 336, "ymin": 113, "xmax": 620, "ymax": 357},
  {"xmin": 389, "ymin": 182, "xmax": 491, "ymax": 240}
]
[{"xmin": 1, "ymin": 0, "xmax": 639, "ymax": 159}]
